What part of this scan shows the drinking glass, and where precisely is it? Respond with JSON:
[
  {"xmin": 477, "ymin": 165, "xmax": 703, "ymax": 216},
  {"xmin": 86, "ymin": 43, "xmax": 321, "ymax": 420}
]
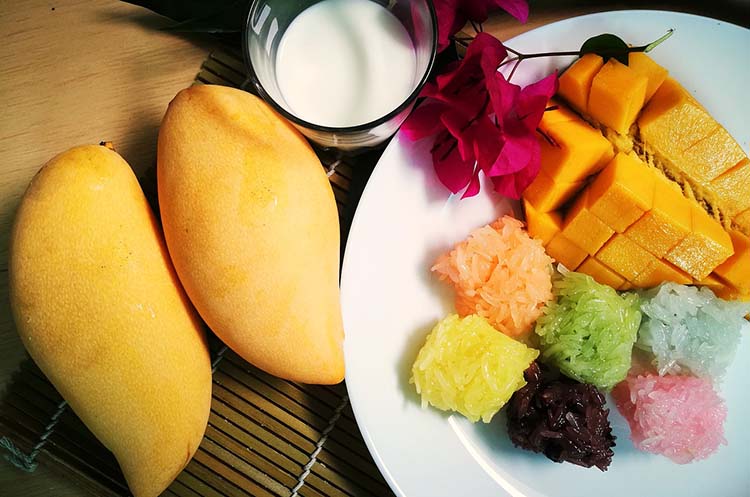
[{"xmin": 243, "ymin": 0, "xmax": 437, "ymax": 151}]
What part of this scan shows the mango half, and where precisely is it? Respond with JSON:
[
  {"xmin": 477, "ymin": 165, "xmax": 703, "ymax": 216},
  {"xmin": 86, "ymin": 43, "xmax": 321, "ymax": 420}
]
[
  {"xmin": 157, "ymin": 85, "xmax": 344, "ymax": 384},
  {"xmin": 10, "ymin": 145, "xmax": 212, "ymax": 497}
]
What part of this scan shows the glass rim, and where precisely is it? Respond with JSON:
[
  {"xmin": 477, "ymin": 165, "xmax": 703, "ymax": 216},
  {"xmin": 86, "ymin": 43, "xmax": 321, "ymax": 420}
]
[{"xmin": 242, "ymin": 0, "xmax": 438, "ymax": 134}]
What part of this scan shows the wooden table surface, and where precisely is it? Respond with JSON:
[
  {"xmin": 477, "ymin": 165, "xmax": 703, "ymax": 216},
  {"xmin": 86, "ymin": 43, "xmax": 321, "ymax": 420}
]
[{"xmin": 0, "ymin": 1, "xmax": 746, "ymax": 496}]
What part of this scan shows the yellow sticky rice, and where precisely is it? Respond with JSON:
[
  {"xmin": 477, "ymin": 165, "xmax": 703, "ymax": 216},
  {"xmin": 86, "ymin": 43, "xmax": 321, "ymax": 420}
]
[{"xmin": 411, "ymin": 314, "xmax": 539, "ymax": 423}]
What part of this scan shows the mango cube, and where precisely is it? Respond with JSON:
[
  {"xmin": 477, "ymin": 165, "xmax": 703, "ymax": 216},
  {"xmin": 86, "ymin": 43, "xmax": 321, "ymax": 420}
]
[
  {"xmin": 665, "ymin": 203, "xmax": 734, "ymax": 280},
  {"xmin": 539, "ymin": 99, "xmax": 580, "ymax": 126},
  {"xmin": 558, "ymin": 54, "xmax": 604, "ymax": 114},
  {"xmin": 633, "ymin": 259, "xmax": 692, "ymax": 288},
  {"xmin": 577, "ymin": 257, "xmax": 626, "ymax": 288},
  {"xmin": 587, "ymin": 153, "xmax": 655, "ymax": 233},
  {"xmin": 538, "ymin": 118, "xmax": 614, "ymax": 183},
  {"xmin": 523, "ymin": 168, "xmax": 584, "ymax": 212},
  {"xmin": 713, "ymin": 230, "xmax": 750, "ymax": 294},
  {"xmin": 628, "ymin": 52, "xmax": 668, "ymax": 103},
  {"xmin": 624, "ymin": 174, "xmax": 691, "ymax": 257},
  {"xmin": 708, "ymin": 158, "xmax": 750, "ymax": 218},
  {"xmin": 638, "ymin": 78, "xmax": 717, "ymax": 158},
  {"xmin": 735, "ymin": 208, "xmax": 750, "ymax": 235},
  {"xmin": 698, "ymin": 273, "xmax": 733, "ymax": 295},
  {"xmin": 562, "ymin": 190, "xmax": 614, "ymax": 255},
  {"xmin": 588, "ymin": 58, "xmax": 648, "ymax": 134},
  {"xmin": 546, "ymin": 232, "xmax": 588, "ymax": 270},
  {"xmin": 678, "ymin": 129, "xmax": 747, "ymax": 184},
  {"xmin": 596, "ymin": 234, "xmax": 658, "ymax": 281},
  {"xmin": 524, "ymin": 199, "xmax": 562, "ymax": 246}
]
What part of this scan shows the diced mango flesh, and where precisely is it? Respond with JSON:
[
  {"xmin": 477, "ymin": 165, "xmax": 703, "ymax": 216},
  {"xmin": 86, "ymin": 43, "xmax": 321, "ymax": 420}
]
[
  {"xmin": 588, "ymin": 58, "xmax": 648, "ymax": 134},
  {"xmin": 524, "ymin": 199, "xmax": 562, "ymax": 246},
  {"xmin": 665, "ymin": 203, "xmax": 733, "ymax": 280},
  {"xmin": 596, "ymin": 234, "xmax": 658, "ymax": 281},
  {"xmin": 713, "ymin": 230, "xmax": 750, "ymax": 294},
  {"xmin": 538, "ymin": 99, "xmax": 579, "ymax": 126},
  {"xmin": 523, "ymin": 168, "xmax": 584, "ymax": 212},
  {"xmin": 562, "ymin": 190, "xmax": 614, "ymax": 255},
  {"xmin": 628, "ymin": 52, "xmax": 668, "ymax": 103},
  {"xmin": 633, "ymin": 259, "xmax": 692, "ymax": 287},
  {"xmin": 708, "ymin": 158, "xmax": 750, "ymax": 218},
  {"xmin": 677, "ymin": 127, "xmax": 747, "ymax": 184},
  {"xmin": 578, "ymin": 257, "xmax": 626, "ymax": 288},
  {"xmin": 638, "ymin": 78, "xmax": 717, "ymax": 160},
  {"xmin": 538, "ymin": 118, "xmax": 614, "ymax": 183},
  {"xmin": 558, "ymin": 54, "xmax": 604, "ymax": 114},
  {"xmin": 546, "ymin": 232, "xmax": 588, "ymax": 270},
  {"xmin": 735, "ymin": 209, "xmax": 750, "ymax": 235},
  {"xmin": 587, "ymin": 153, "xmax": 655, "ymax": 233},
  {"xmin": 624, "ymin": 174, "xmax": 691, "ymax": 257},
  {"xmin": 697, "ymin": 273, "xmax": 737, "ymax": 300}
]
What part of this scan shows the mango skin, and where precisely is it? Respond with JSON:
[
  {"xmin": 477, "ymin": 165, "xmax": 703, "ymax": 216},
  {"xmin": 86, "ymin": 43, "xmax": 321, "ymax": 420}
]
[
  {"xmin": 9, "ymin": 145, "xmax": 212, "ymax": 497},
  {"xmin": 157, "ymin": 85, "xmax": 344, "ymax": 384}
]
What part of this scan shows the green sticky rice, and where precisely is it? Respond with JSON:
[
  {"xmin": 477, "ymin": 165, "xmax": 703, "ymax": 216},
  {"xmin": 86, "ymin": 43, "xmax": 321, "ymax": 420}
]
[
  {"xmin": 535, "ymin": 270, "xmax": 641, "ymax": 390},
  {"xmin": 411, "ymin": 314, "xmax": 539, "ymax": 423}
]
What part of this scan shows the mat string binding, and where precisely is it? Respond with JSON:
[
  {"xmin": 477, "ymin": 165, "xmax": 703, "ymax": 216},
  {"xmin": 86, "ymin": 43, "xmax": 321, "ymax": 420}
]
[{"xmin": 0, "ymin": 399, "xmax": 68, "ymax": 472}]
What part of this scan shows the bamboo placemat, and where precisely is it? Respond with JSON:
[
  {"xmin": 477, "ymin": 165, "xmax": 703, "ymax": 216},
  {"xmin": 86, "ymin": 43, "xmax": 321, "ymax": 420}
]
[{"xmin": 0, "ymin": 46, "xmax": 393, "ymax": 497}]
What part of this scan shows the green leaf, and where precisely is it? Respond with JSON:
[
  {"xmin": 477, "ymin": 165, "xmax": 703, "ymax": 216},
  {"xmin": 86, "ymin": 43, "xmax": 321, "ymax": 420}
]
[
  {"xmin": 580, "ymin": 33, "xmax": 630, "ymax": 65},
  {"xmin": 121, "ymin": 0, "xmax": 247, "ymax": 33}
]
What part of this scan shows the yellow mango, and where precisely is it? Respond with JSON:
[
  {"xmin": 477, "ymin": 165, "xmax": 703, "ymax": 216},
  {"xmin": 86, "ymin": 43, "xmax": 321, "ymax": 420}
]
[
  {"xmin": 665, "ymin": 203, "xmax": 733, "ymax": 280},
  {"xmin": 587, "ymin": 153, "xmax": 655, "ymax": 233},
  {"xmin": 157, "ymin": 85, "xmax": 344, "ymax": 384},
  {"xmin": 562, "ymin": 189, "xmax": 614, "ymax": 255},
  {"xmin": 522, "ymin": 168, "xmax": 584, "ymax": 212},
  {"xmin": 9, "ymin": 145, "xmax": 211, "ymax": 497},
  {"xmin": 708, "ymin": 158, "xmax": 750, "ymax": 218},
  {"xmin": 538, "ymin": 115, "xmax": 614, "ymax": 183},
  {"xmin": 577, "ymin": 257, "xmax": 626, "ymax": 288},
  {"xmin": 677, "ymin": 128, "xmax": 746, "ymax": 184},
  {"xmin": 596, "ymin": 234, "xmax": 658, "ymax": 281},
  {"xmin": 638, "ymin": 78, "xmax": 717, "ymax": 158},
  {"xmin": 633, "ymin": 259, "xmax": 691, "ymax": 288},
  {"xmin": 539, "ymin": 99, "xmax": 579, "ymax": 126},
  {"xmin": 713, "ymin": 230, "xmax": 750, "ymax": 294},
  {"xmin": 558, "ymin": 54, "xmax": 604, "ymax": 113},
  {"xmin": 628, "ymin": 53, "xmax": 668, "ymax": 103},
  {"xmin": 624, "ymin": 174, "xmax": 691, "ymax": 257},
  {"xmin": 546, "ymin": 232, "xmax": 588, "ymax": 270},
  {"xmin": 588, "ymin": 58, "xmax": 648, "ymax": 134},
  {"xmin": 523, "ymin": 199, "xmax": 562, "ymax": 245},
  {"xmin": 735, "ymin": 208, "xmax": 750, "ymax": 235}
]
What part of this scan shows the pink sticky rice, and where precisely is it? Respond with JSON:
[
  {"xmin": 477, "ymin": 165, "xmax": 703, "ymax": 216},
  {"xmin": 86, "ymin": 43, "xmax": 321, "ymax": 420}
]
[
  {"xmin": 612, "ymin": 374, "xmax": 727, "ymax": 464},
  {"xmin": 431, "ymin": 215, "xmax": 553, "ymax": 337}
]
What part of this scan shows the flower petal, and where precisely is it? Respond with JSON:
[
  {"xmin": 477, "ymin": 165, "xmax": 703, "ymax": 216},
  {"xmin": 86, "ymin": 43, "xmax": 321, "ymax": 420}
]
[
  {"xmin": 401, "ymin": 102, "xmax": 447, "ymax": 141},
  {"xmin": 492, "ymin": 0, "xmax": 529, "ymax": 23},
  {"xmin": 490, "ymin": 138, "xmax": 540, "ymax": 199},
  {"xmin": 432, "ymin": 131, "xmax": 476, "ymax": 194},
  {"xmin": 517, "ymin": 71, "xmax": 559, "ymax": 131}
]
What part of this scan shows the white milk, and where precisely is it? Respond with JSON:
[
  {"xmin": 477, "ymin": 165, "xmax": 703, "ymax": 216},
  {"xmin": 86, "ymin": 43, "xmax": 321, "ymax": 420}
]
[{"xmin": 275, "ymin": 0, "xmax": 417, "ymax": 128}]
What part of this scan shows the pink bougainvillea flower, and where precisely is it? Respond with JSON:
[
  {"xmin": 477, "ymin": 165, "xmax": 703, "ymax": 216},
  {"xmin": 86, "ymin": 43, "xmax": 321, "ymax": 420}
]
[
  {"xmin": 401, "ymin": 32, "xmax": 557, "ymax": 200},
  {"xmin": 434, "ymin": 0, "xmax": 530, "ymax": 51}
]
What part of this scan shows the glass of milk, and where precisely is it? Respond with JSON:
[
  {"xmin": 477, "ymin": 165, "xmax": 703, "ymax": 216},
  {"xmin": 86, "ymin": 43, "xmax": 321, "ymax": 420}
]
[{"xmin": 244, "ymin": 0, "xmax": 437, "ymax": 151}]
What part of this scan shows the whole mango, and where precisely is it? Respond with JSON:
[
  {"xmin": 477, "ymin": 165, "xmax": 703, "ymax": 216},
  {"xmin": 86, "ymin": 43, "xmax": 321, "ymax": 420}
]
[
  {"xmin": 157, "ymin": 85, "xmax": 344, "ymax": 384},
  {"xmin": 9, "ymin": 145, "xmax": 212, "ymax": 497}
]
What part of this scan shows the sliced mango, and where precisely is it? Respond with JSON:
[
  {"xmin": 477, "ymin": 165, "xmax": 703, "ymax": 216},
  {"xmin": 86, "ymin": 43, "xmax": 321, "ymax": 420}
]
[
  {"xmin": 624, "ymin": 174, "xmax": 691, "ymax": 257},
  {"xmin": 708, "ymin": 158, "xmax": 750, "ymax": 218},
  {"xmin": 596, "ymin": 234, "xmax": 658, "ymax": 281},
  {"xmin": 713, "ymin": 230, "xmax": 750, "ymax": 294},
  {"xmin": 588, "ymin": 58, "xmax": 648, "ymax": 134},
  {"xmin": 524, "ymin": 199, "xmax": 562, "ymax": 246},
  {"xmin": 523, "ymin": 168, "xmax": 584, "ymax": 212},
  {"xmin": 546, "ymin": 232, "xmax": 587, "ymax": 270},
  {"xmin": 633, "ymin": 258, "xmax": 692, "ymax": 288},
  {"xmin": 562, "ymin": 190, "xmax": 614, "ymax": 255},
  {"xmin": 665, "ymin": 203, "xmax": 734, "ymax": 280},
  {"xmin": 628, "ymin": 52, "xmax": 668, "ymax": 103},
  {"xmin": 677, "ymin": 129, "xmax": 747, "ymax": 184},
  {"xmin": 587, "ymin": 153, "xmax": 655, "ymax": 233},
  {"xmin": 538, "ymin": 99, "xmax": 579, "ymax": 126},
  {"xmin": 538, "ymin": 118, "xmax": 614, "ymax": 183},
  {"xmin": 698, "ymin": 273, "xmax": 733, "ymax": 296},
  {"xmin": 735, "ymin": 208, "xmax": 750, "ymax": 235},
  {"xmin": 638, "ymin": 78, "xmax": 718, "ymax": 159},
  {"xmin": 558, "ymin": 54, "xmax": 604, "ymax": 114},
  {"xmin": 577, "ymin": 257, "xmax": 626, "ymax": 288}
]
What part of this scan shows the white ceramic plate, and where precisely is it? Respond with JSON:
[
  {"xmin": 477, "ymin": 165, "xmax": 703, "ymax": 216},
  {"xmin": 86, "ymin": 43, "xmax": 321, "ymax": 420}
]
[{"xmin": 341, "ymin": 11, "xmax": 750, "ymax": 497}]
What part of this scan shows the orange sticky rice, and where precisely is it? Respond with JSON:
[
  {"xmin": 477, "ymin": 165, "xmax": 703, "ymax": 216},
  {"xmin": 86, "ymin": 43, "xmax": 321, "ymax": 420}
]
[{"xmin": 432, "ymin": 215, "xmax": 553, "ymax": 337}]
